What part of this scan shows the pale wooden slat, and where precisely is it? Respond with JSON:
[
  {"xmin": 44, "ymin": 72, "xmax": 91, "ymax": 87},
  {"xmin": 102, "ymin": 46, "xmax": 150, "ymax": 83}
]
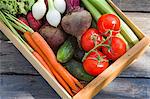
[
  {"xmin": 0, "ymin": 75, "xmax": 150, "ymax": 99},
  {"xmin": 112, "ymin": 0, "xmax": 150, "ymax": 12}
]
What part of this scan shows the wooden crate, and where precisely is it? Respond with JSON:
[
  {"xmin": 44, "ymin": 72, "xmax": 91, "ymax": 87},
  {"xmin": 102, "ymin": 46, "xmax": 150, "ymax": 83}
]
[{"xmin": 0, "ymin": 0, "xmax": 150, "ymax": 99}]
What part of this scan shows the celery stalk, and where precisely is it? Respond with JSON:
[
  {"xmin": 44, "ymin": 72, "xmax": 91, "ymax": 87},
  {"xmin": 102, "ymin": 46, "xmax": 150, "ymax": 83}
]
[
  {"xmin": 81, "ymin": 0, "xmax": 101, "ymax": 22},
  {"xmin": 88, "ymin": 0, "xmax": 139, "ymax": 46}
]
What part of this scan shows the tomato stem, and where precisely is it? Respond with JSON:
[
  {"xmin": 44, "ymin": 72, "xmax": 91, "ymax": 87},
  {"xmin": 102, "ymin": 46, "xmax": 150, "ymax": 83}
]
[{"xmin": 82, "ymin": 31, "xmax": 113, "ymax": 62}]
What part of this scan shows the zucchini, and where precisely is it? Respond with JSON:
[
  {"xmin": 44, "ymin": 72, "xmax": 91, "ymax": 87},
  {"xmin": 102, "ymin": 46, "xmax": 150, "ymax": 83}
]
[
  {"xmin": 65, "ymin": 59, "xmax": 94, "ymax": 82},
  {"xmin": 57, "ymin": 36, "xmax": 77, "ymax": 63}
]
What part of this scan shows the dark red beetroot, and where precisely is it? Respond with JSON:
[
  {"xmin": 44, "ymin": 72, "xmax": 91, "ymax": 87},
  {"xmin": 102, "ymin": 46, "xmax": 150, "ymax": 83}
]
[
  {"xmin": 39, "ymin": 25, "xmax": 67, "ymax": 51},
  {"xmin": 61, "ymin": 0, "xmax": 92, "ymax": 43},
  {"xmin": 27, "ymin": 12, "xmax": 42, "ymax": 31}
]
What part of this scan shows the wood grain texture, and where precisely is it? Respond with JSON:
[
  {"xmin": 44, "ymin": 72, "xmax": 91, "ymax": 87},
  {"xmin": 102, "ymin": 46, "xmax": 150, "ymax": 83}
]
[
  {"xmin": 0, "ymin": 40, "xmax": 38, "ymax": 75},
  {"xmin": 0, "ymin": 75, "xmax": 149, "ymax": 99},
  {"xmin": 0, "ymin": 75, "xmax": 60, "ymax": 99},
  {"xmin": 112, "ymin": 0, "xmax": 150, "ymax": 12}
]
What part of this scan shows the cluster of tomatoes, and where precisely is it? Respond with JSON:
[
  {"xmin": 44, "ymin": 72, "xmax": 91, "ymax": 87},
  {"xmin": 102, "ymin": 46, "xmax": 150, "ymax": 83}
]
[{"xmin": 81, "ymin": 14, "xmax": 127, "ymax": 76}]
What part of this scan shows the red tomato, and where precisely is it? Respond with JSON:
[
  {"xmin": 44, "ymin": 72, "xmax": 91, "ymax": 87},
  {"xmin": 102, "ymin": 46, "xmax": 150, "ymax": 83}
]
[
  {"xmin": 97, "ymin": 14, "xmax": 121, "ymax": 37},
  {"xmin": 81, "ymin": 28, "xmax": 103, "ymax": 51},
  {"xmin": 83, "ymin": 51, "xmax": 109, "ymax": 76},
  {"xmin": 102, "ymin": 37, "xmax": 126, "ymax": 61}
]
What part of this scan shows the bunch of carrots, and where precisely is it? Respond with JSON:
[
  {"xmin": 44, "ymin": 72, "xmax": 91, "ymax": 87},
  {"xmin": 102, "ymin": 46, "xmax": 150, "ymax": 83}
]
[{"xmin": 0, "ymin": 11, "xmax": 83, "ymax": 96}]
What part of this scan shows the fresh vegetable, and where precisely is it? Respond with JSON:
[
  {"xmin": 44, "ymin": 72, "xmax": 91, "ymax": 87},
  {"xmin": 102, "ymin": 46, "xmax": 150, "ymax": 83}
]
[
  {"xmin": 54, "ymin": 0, "xmax": 66, "ymax": 14},
  {"xmin": 81, "ymin": 0, "xmax": 130, "ymax": 49},
  {"xmin": 27, "ymin": 12, "xmax": 42, "ymax": 31},
  {"xmin": 32, "ymin": 0, "xmax": 47, "ymax": 20},
  {"xmin": 32, "ymin": 51, "xmax": 53, "ymax": 75},
  {"xmin": 18, "ymin": 17, "xmax": 29, "ymax": 26},
  {"xmin": 81, "ymin": 0, "xmax": 100, "ymax": 22},
  {"xmin": 3, "ymin": 12, "xmax": 82, "ymax": 95},
  {"xmin": 81, "ymin": 28, "xmax": 103, "ymax": 51},
  {"xmin": 61, "ymin": 0, "xmax": 92, "ymax": 42},
  {"xmin": 74, "ymin": 47, "xmax": 85, "ymax": 62},
  {"xmin": 52, "ymin": 67, "xmax": 74, "ymax": 96},
  {"xmin": 24, "ymin": 32, "xmax": 74, "ymax": 96},
  {"xmin": 0, "ymin": 0, "xmax": 35, "ymax": 15},
  {"xmin": 63, "ymin": 67, "xmax": 84, "ymax": 89},
  {"xmin": 21, "ymin": 0, "xmax": 35, "ymax": 12},
  {"xmin": 31, "ymin": 32, "xmax": 81, "ymax": 92},
  {"xmin": 102, "ymin": 37, "xmax": 127, "ymax": 61},
  {"xmin": 39, "ymin": 25, "xmax": 67, "ymax": 51},
  {"xmin": 46, "ymin": 0, "xmax": 61, "ymax": 27},
  {"xmin": 65, "ymin": 59, "xmax": 94, "ymax": 82},
  {"xmin": 97, "ymin": 14, "xmax": 121, "ymax": 37},
  {"xmin": 88, "ymin": 0, "xmax": 139, "ymax": 46},
  {"xmin": 0, "ymin": 11, "xmax": 52, "ymax": 77},
  {"xmin": 57, "ymin": 36, "xmax": 77, "ymax": 63},
  {"xmin": 0, "ymin": 0, "xmax": 18, "ymax": 15},
  {"xmin": 65, "ymin": 0, "xmax": 80, "ymax": 13},
  {"xmin": 83, "ymin": 51, "xmax": 109, "ymax": 76}
]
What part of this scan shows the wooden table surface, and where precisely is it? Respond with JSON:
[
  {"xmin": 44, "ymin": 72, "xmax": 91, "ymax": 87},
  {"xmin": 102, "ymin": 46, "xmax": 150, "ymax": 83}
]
[{"xmin": 0, "ymin": 0, "xmax": 150, "ymax": 99}]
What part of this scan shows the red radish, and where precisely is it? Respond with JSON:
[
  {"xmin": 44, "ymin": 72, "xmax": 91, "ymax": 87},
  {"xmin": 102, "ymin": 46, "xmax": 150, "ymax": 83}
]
[
  {"xmin": 18, "ymin": 17, "xmax": 29, "ymax": 26},
  {"xmin": 27, "ymin": 12, "xmax": 42, "ymax": 31}
]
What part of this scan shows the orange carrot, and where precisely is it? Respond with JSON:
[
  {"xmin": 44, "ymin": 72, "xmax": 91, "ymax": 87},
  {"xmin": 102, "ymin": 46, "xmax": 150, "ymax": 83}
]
[
  {"xmin": 63, "ymin": 68, "xmax": 83, "ymax": 89},
  {"xmin": 33, "ymin": 48, "xmax": 74, "ymax": 96},
  {"xmin": 24, "ymin": 31, "xmax": 52, "ymax": 72},
  {"xmin": 51, "ymin": 67, "xmax": 74, "ymax": 96},
  {"xmin": 32, "ymin": 51, "xmax": 53, "ymax": 75},
  {"xmin": 31, "ymin": 32, "xmax": 81, "ymax": 92},
  {"xmin": 24, "ymin": 31, "xmax": 75, "ymax": 95},
  {"xmin": 24, "ymin": 31, "xmax": 44, "ymax": 57}
]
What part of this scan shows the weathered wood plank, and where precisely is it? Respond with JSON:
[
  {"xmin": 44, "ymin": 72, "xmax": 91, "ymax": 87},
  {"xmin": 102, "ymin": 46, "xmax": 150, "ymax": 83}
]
[
  {"xmin": 112, "ymin": 0, "xmax": 150, "ymax": 12},
  {"xmin": 0, "ymin": 31, "xmax": 8, "ymax": 41},
  {"xmin": 0, "ymin": 40, "xmax": 38, "ymax": 75},
  {"xmin": 0, "ymin": 12, "xmax": 150, "ymax": 77},
  {"xmin": 94, "ymin": 78, "xmax": 150, "ymax": 99},
  {"xmin": 0, "ymin": 75, "xmax": 149, "ymax": 99},
  {"xmin": 119, "ymin": 48, "xmax": 150, "ymax": 78},
  {"xmin": 0, "ymin": 75, "xmax": 60, "ymax": 99}
]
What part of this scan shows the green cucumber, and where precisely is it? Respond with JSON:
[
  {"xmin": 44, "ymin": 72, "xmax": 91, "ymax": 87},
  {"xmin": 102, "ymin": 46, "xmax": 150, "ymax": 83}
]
[
  {"xmin": 65, "ymin": 59, "xmax": 94, "ymax": 82},
  {"xmin": 57, "ymin": 36, "xmax": 77, "ymax": 63}
]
